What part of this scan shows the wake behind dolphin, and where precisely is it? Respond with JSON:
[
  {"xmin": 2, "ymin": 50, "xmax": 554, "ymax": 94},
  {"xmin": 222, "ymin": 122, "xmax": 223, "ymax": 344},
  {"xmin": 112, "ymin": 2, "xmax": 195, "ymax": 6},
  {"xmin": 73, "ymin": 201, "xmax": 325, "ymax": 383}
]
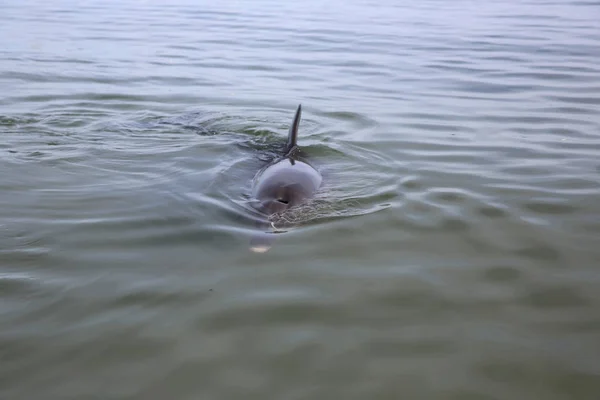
[{"xmin": 249, "ymin": 104, "xmax": 322, "ymax": 252}]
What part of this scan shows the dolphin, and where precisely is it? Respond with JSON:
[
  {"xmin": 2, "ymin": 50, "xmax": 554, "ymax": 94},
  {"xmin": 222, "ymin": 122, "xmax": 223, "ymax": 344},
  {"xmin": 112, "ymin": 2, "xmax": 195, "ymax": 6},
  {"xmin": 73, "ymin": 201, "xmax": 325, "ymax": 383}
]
[{"xmin": 249, "ymin": 104, "xmax": 322, "ymax": 253}]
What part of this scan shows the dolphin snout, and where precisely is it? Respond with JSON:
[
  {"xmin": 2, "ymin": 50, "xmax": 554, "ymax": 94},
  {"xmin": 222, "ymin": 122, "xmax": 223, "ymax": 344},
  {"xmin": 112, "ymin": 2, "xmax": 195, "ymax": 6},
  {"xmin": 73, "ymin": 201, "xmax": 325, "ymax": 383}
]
[{"xmin": 250, "ymin": 231, "xmax": 275, "ymax": 253}]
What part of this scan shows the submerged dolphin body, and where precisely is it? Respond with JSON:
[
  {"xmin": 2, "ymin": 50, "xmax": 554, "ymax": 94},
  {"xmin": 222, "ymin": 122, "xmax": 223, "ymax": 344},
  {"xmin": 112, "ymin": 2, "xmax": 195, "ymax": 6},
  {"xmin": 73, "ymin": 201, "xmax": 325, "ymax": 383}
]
[{"xmin": 249, "ymin": 104, "xmax": 322, "ymax": 253}]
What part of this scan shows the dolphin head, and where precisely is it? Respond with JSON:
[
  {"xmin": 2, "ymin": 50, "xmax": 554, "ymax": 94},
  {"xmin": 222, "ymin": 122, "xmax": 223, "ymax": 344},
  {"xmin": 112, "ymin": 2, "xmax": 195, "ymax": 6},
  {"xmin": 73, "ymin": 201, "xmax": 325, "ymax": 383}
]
[
  {"xmin": 261, "ymin": 185, "xmax": 296, "ymax": 214},
  {"xmin": 248, "ymin": 187, "xmax": 297, "ymax": 253}
]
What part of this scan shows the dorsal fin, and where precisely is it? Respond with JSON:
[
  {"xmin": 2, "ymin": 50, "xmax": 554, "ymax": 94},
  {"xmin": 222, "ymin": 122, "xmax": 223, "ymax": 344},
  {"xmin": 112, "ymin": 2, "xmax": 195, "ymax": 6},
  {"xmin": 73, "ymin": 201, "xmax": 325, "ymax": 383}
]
[{"xmin": 285, "ymin": 104, "xmax": 301, "ymax": 153}]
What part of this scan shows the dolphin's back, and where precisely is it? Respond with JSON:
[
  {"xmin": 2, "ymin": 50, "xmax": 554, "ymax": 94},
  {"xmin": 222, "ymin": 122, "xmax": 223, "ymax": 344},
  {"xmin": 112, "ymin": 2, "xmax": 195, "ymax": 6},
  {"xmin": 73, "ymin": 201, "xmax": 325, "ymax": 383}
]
[
  {"xmin": 252, "ymin": 158, "xmax": 321, "ymax": 205},
  {"xmin": 248, "ymin": 104, "xmax": 321, "ymax": 253}
]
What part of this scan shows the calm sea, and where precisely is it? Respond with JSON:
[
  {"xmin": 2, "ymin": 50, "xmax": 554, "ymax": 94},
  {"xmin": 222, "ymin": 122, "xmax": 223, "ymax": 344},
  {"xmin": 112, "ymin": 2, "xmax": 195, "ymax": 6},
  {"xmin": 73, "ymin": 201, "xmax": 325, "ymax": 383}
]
[{"xmin": 1, "ymin": 0, "xmax": 599, "ymax": 399}]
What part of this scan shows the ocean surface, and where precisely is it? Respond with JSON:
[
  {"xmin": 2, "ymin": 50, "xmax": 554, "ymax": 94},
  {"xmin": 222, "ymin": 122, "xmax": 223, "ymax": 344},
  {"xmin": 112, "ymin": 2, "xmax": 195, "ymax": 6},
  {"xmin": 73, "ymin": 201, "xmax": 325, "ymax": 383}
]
[{"xmin": 1, "ymin": 0, "xmax": 600, "ymax": 399}]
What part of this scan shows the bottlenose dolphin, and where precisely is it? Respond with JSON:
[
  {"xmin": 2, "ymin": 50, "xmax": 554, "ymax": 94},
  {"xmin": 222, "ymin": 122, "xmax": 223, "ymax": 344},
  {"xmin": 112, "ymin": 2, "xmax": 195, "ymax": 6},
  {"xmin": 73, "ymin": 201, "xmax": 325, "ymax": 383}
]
[{"xmin": 249, "ymin": 104, "xmax": 322, "ymax": 253}]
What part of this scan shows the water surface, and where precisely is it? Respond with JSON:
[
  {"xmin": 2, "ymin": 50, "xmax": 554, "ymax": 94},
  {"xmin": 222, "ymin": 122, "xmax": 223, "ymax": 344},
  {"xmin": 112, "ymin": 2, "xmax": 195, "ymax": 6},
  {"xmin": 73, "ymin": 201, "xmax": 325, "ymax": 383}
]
[{"xmin": 1, "ymin": 0, "xmax": 600, "ymax": 399}]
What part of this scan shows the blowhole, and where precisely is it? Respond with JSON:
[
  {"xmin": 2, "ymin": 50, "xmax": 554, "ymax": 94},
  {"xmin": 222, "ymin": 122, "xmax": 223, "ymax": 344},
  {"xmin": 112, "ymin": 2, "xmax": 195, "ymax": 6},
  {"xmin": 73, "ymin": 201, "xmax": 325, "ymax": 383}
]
[{"xmin": 277, "ymin": 199, "xmax": 289, "ymax": 204}]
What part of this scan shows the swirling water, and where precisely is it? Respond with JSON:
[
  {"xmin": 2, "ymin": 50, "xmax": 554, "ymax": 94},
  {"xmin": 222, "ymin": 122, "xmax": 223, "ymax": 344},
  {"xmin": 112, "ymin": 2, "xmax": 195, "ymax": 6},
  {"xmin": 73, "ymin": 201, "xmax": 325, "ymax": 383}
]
[{"xmin": 1, "ymin": 0, "xmax": 600, "ymax": 398}]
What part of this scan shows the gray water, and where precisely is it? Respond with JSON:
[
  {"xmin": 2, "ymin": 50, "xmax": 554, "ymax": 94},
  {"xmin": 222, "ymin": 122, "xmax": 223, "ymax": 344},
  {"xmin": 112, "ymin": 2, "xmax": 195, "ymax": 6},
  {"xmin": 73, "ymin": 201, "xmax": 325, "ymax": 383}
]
[{"xmin": 2, "ymin": 0, "xmax": 600, "ymax": 399}]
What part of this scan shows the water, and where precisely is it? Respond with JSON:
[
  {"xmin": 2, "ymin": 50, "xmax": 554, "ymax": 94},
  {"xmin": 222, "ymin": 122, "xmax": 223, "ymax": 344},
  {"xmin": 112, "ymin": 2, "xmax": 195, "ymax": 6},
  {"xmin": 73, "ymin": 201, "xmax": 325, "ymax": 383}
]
[{"xmin": 1, "ymin": 0, "xmax": 600, "ymax": 398}]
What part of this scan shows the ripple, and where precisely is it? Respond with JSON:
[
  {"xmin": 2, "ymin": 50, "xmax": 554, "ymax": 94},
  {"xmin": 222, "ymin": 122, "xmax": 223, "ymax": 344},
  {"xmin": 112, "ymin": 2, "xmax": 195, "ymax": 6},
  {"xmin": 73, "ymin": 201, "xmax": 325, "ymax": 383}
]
[
  {"xmin": 514, "ymin": 244, "xmax": 562, "ymax": 263},
  {"xmin": 3, "ymin": 0, "xmax": 600, "ymax": 398},
  {"xmin": 519, "ymin": 286, "xmax": 591, "ymax": 309},
  {"xmin": 523, "ymin": 200, "xmax": 579, "ymax": 215},
  {"xmin": 477, "ymin": 205, "xmax": 509, "ymax": 219},
  {"xmin": 483, "ymin": 265, "xmax": 522, "ymax": 283}
]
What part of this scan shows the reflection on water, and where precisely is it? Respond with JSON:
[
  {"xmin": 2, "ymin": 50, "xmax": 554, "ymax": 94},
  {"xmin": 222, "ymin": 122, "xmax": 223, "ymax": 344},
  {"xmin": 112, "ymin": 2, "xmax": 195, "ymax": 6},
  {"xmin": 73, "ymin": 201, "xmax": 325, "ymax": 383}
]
[{"xmin": 1, "ymin": 0, "xmax": 600, "ymax": 399}]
